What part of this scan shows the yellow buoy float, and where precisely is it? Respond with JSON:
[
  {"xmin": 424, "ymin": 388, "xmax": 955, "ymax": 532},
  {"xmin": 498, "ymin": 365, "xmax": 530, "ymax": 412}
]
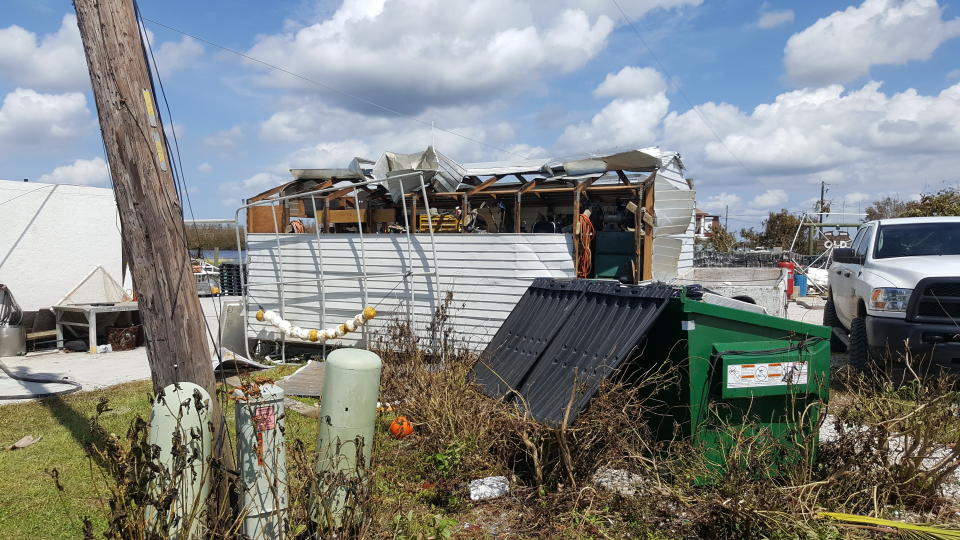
[{"xmin": 254, "ymin": 307, "xmax": 376, "ymax": 343}]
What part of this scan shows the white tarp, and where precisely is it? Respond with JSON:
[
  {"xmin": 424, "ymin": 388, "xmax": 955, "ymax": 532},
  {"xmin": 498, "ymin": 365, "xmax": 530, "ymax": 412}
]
[
  {"xmin": 0, "ymin": 181, "xmax": 125, "ymax": 311},
  {"xmin": 56, "ymin": 265, "xmax": 129, "ymax": 306}
]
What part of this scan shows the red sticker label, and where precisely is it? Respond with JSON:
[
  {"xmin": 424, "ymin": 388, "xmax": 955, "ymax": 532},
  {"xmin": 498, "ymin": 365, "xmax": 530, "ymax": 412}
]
[{"xmin": 254, "ymin": 406, "xmax": 276, "ymax": 431}]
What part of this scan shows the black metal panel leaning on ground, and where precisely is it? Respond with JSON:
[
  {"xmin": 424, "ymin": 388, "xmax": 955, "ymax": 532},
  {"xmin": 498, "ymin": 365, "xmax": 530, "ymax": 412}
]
[{"xmin": 472, "ymin": 278, "xmax": 675, "ymax": 426}]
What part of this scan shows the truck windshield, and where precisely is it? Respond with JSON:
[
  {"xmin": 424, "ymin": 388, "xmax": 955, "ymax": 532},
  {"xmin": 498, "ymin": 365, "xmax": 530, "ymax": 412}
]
[{"xmin": 874, "ymin": 222, "xmax": 960, "ymax": 259}]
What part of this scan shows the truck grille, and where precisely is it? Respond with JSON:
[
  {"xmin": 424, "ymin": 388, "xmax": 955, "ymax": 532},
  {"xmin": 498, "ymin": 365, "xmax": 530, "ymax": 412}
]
[
  {"xmin": 909, "ymin": 278, "xmax": 960, "ymax": 324},
  {"xmin": 925, "ymin": 282, "xmax": 960, "ymax": 298}
]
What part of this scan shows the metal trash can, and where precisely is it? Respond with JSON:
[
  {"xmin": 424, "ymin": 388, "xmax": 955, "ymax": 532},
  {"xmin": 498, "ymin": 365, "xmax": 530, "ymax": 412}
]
[
  {"xmin": 0, "ymin": 326, "xmax": 26, "ymax": 356},
  {"xmin": 0, "ymin": 284, "xmax": 25, "ymax": 356},
  {"xmin": 643, "ymin": 288, "xmax": 830, "ymax": 474}
]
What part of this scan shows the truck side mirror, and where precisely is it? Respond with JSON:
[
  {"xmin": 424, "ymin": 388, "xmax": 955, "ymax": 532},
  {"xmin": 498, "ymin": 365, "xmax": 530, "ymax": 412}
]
[{"xmin": 833, "ymin": 248, "xmax": 864, "ymax": 264}]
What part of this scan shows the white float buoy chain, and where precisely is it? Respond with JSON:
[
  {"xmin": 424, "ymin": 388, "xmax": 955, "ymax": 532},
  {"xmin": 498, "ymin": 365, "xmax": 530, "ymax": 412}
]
[{"xmin": 255, "ymin": 306, "xmax": 376, "ymax": 343}]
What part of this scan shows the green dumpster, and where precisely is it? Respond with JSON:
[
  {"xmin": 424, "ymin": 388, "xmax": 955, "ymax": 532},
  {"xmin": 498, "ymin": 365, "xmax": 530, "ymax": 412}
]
[{"xmin": 642, "ymin": 288, "xmax": 831, "ymax": 475}]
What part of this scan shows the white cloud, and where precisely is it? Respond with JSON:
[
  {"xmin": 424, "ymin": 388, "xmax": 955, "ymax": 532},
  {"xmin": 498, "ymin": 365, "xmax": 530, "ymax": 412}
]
[
  {"xmin": 754, "ymin": 9, "xmax": 794, "ymax": 29},
  {"xmin": 785, "ymin": 0, "xmax": 960, "ymax": 86},
  {"xmin": 153, "ymin": 36, "xmax": 203, "ymax": 78},
  {"xmin": 0, "ymin": 88, "xmax": 91, "ymax": 150},
  {"xmin": 948, "ymin": 69, "xmax": 960, "ymax": 80},
  {"xmin": 0, "ymin": 15, "xmax": 89, "ymax": 91},
  {"xmin": 557, "ymin": 67, "xmax": 670, "ymax": 151},
  {"xmin": 700, "ymin": 192, "xmax": 742, "ymax": 214},
  {"xmin": 245, "ymin": 2, "xmax": 616, "ymax": 113},
  {"xmin": 750, "ymin": 189, "xmax": 788, "ymax": 208},
  {"xmin": 38, "ymin": 156, "xmax": 110, "ymax": 186},
  {"xmin": 287, "ymin": 140, "xmax": 374, "ymax": 170},
  {"xmin": 541, "ymin": 0, "xmax": 702, "ymax": 21},
  {"xmin": 197, "ymin": 162, "xmax": 213, "ymax": 173},
  {"xmin": 219, "ymin": 139, "xmax": 373, "ymax": 205},
  {"xmin": 658, "ymin": 78, "xmax": 960, "ymax": 227},
  {"xmin": 844, "ymin": 191, "xmax": 871, "ymax": 204},
  {"xmin": 664, "ymin": 81, "xmax": 960, "ymax": 178},
  {"xmin": 0, "ymin": 16, "xmax": 202, "ymax": 92},
  {"xmin": 594, "ymin": 66, "xmax": 667, "ymax": 99},
  {"xmin": 256, "ymin": 92, "xmax": 525, "ymax": 162},
  {"xmin": 202, "ymin": 125, "xmax": 244, "ymax": 148},
  {"xmin": 557, "ymin": 95, "xmax": 669, "ymax": 151}
]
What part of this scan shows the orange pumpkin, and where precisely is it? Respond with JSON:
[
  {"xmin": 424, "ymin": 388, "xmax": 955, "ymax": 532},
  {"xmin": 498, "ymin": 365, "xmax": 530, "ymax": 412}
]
[{"xmin": 388, "ymin": 416, "xmax": 414, "ymax": 439}]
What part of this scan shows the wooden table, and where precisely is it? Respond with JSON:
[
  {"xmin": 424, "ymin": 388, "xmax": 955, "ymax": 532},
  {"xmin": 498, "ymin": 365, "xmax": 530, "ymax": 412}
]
[{"xmin": 52, "ymin": 301, "xmax": 140, "ymax": 353}]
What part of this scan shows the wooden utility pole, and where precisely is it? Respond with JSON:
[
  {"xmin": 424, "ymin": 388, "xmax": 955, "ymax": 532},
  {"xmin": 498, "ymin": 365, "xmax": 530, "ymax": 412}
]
[{"xmin": 73, "ymin": 0, "xmax": 224, "ymax": 436}]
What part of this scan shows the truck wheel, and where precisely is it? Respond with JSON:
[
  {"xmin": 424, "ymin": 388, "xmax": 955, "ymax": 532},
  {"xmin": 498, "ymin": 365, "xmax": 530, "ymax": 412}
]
[
  {"xmin": 823, "ymin": 297, "xmax": 847, "ymax": 352},
  {"xmin": 848, "ymin": 316, "xmax": 873, "ymax": 371}
]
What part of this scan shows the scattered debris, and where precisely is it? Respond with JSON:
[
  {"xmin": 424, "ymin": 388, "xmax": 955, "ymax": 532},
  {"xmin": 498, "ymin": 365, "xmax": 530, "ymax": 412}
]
[
  {"xmin": 283, "ymin": 397, "xmax": 318, "ymax": 419},
  {"xmin": 275, "ymin": 360, "xmax": 325, "ymax": 397},
  {"xmin": 593, "ymin": 467, "xmax": 646, "ymax": 497},
  {"xmin": 796, "ymin": 296, "xmax": 825, "ymax": 310},
  {"xmin": 213, "ymin": 347, "xmax": 270, "ymax": 372},
  {"xmin": 8, "ymin": 435, "xmax": 41, "ymax": 450},
  {"xmin": 468, "ymin": 476, "xmax": 509, "ymax": 501}
]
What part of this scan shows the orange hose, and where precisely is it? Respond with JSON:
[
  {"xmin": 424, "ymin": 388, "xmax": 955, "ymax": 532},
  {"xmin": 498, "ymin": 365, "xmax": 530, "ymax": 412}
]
[{"xmin": 576, "ymin": 213, "xmax": 595, "ymax": 278}]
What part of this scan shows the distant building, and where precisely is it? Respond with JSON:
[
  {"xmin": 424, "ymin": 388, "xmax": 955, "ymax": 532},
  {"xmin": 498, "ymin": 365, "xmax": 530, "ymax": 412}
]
[{"xmin": 694, "ymin": 208, "xmax": 721, "ymax": 238}]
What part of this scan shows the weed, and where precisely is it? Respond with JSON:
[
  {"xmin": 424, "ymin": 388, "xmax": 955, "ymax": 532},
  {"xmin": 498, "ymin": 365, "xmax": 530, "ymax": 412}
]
[
  {"xmin": 391, "ymin": 510, "xmax": 459, "ymax": 539},
  {"xmin": 424, "ymin": 440, "xmax": 468, "ymax": 478},
  {"xmin": 36, "ymin": 299, "xmax": 960, "ymax": 538}
]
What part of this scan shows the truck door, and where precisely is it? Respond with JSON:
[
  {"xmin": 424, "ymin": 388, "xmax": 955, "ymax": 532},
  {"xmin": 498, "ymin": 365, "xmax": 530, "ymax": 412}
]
[
  {"xmin": 833, "ymin": 226, "xmax": 865, "ymax": 323},
  {"xmin": 845, "ymin": 225, "xmax": 873, "ymax": 317},
  {"xmin": 847, "ymin": 226, "xmax": 875, "ymax": 318}
]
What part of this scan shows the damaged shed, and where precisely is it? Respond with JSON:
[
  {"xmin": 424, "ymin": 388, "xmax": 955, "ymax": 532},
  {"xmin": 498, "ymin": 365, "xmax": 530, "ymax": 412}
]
[{"xmin": 239, "ymin": 147, "xmax": 696, "ymax": 352}]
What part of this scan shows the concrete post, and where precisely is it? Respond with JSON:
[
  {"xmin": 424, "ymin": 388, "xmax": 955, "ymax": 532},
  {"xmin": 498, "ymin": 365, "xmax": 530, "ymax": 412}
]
[
  {"xmin": 314, "ymin": 348, "xmax": 382, "ymax": 526},
  {"xmin": 146, "ymin": 382, "xmax": 212, "ymax": 539},
  {"xmin": 235, "ymin": 383, "xmax": 288, "ymax": 539}
]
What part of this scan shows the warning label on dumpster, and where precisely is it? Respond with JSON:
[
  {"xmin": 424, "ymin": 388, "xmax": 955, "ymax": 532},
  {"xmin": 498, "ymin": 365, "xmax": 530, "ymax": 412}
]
[{"xmin": 726, "ymin": 362, "xmax": 808, "ymax": 388}]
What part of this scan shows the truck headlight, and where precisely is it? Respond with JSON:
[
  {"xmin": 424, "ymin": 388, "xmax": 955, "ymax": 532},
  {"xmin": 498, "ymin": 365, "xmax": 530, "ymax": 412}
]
[{"xmin": 870, "ymin": 288, "xmax": 912, "ymax": 312}]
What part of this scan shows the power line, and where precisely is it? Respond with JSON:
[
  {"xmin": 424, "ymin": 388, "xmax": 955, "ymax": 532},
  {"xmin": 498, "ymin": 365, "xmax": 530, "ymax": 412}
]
[
  {"xmin": 609, "ymin": 0, "xmax": 756, "ymax": 177},
  {"xmin": 139, "ymin": 16, "xmax": 532, "ymax": 161},
  {"xmin": 136, "ymin": 3, "xmax": 194, "ymax": 220}
]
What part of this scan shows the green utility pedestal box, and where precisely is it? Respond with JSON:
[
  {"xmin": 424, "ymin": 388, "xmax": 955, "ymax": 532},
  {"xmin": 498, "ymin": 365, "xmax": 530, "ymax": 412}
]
[{"xmin": 642, "ymin": 289, "xmax": 831, "ymax": 475}]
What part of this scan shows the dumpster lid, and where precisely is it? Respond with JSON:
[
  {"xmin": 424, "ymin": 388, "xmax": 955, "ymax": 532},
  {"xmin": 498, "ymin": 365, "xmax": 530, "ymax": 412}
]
[{"xmin": 473, "ymin": 279, "xmax": 674, "ymax": 426}]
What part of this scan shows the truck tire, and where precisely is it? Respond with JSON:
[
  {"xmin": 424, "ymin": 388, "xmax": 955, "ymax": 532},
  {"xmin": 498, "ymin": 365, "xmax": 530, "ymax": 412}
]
[
  {"xmin": 823, "ymin": 297, "xmax": 847, "ymax": 352},
  {"xmin": 848, "ymin": 316, "xmax": 873, "ymax": 371}
]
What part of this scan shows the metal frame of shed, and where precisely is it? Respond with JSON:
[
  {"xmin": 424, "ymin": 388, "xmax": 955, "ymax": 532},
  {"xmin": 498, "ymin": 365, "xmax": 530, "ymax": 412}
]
[{"xmin": 234, "ymin": 171, "xmax": 441, "ymax": 362}]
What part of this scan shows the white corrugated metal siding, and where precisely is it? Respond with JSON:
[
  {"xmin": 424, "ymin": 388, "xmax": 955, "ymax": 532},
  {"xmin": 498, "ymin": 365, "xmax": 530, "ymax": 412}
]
[
  {"xmin": 245, "ymin": 233, "xmax": 575, "ymax": 350},
  {"xmin": 651, "ymin": 156, "xmax": 696, "ymax": 280}
]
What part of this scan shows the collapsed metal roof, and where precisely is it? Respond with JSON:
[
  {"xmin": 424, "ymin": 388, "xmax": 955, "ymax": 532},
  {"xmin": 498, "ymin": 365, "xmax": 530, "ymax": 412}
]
[{"xmin": 285, "ymin": 145, "xmax": 685, "ymax": 200}]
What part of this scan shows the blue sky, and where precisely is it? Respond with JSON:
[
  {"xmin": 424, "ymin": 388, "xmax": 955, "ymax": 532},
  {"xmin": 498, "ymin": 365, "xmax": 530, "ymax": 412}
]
[{"xmin": 2, "ymin": 0, "xmax": 959, "ymax": 231}]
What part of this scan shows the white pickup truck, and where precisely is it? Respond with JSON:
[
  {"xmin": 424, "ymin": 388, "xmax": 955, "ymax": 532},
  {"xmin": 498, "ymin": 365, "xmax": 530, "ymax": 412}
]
[{"xmin": 824, "ymin": 217, "xmax": 960, "ymax": 369}]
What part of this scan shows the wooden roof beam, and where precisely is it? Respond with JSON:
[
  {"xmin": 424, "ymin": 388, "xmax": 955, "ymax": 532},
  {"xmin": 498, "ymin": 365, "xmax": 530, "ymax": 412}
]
[
  {"xmin": 575, "ymin": 177, "xmax": 599, "ymax": 192},
  {"xmin": 325, "ymin": 186, "xmax": 356, "ymax": 201},
  {"xmin": 519, "ymin": 179, "xmax": 540, "ymax": 193},
  {"xmin": 467, "ymin": 175, "xmax": 503, "ymax": 196},
  {"xmin": 575, "ymin": 176, "xmax": 599, "ymax": 202}
]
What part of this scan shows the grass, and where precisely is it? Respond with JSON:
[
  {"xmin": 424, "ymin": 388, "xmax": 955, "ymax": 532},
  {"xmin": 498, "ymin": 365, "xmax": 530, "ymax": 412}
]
[
  {"xmin": 0, "ymin": 366, "xmax": 302, "ymax": 539},
  {"xmin": 5, "ymin": 336, "xmax": 960, "ymax": 538}
]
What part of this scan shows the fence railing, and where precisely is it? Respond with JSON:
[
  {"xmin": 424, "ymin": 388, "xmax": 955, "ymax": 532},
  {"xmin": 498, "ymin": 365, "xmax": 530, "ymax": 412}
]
[{"xmin": 694, "ymin": 251, "xmax": 822, "ymax": 268}]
